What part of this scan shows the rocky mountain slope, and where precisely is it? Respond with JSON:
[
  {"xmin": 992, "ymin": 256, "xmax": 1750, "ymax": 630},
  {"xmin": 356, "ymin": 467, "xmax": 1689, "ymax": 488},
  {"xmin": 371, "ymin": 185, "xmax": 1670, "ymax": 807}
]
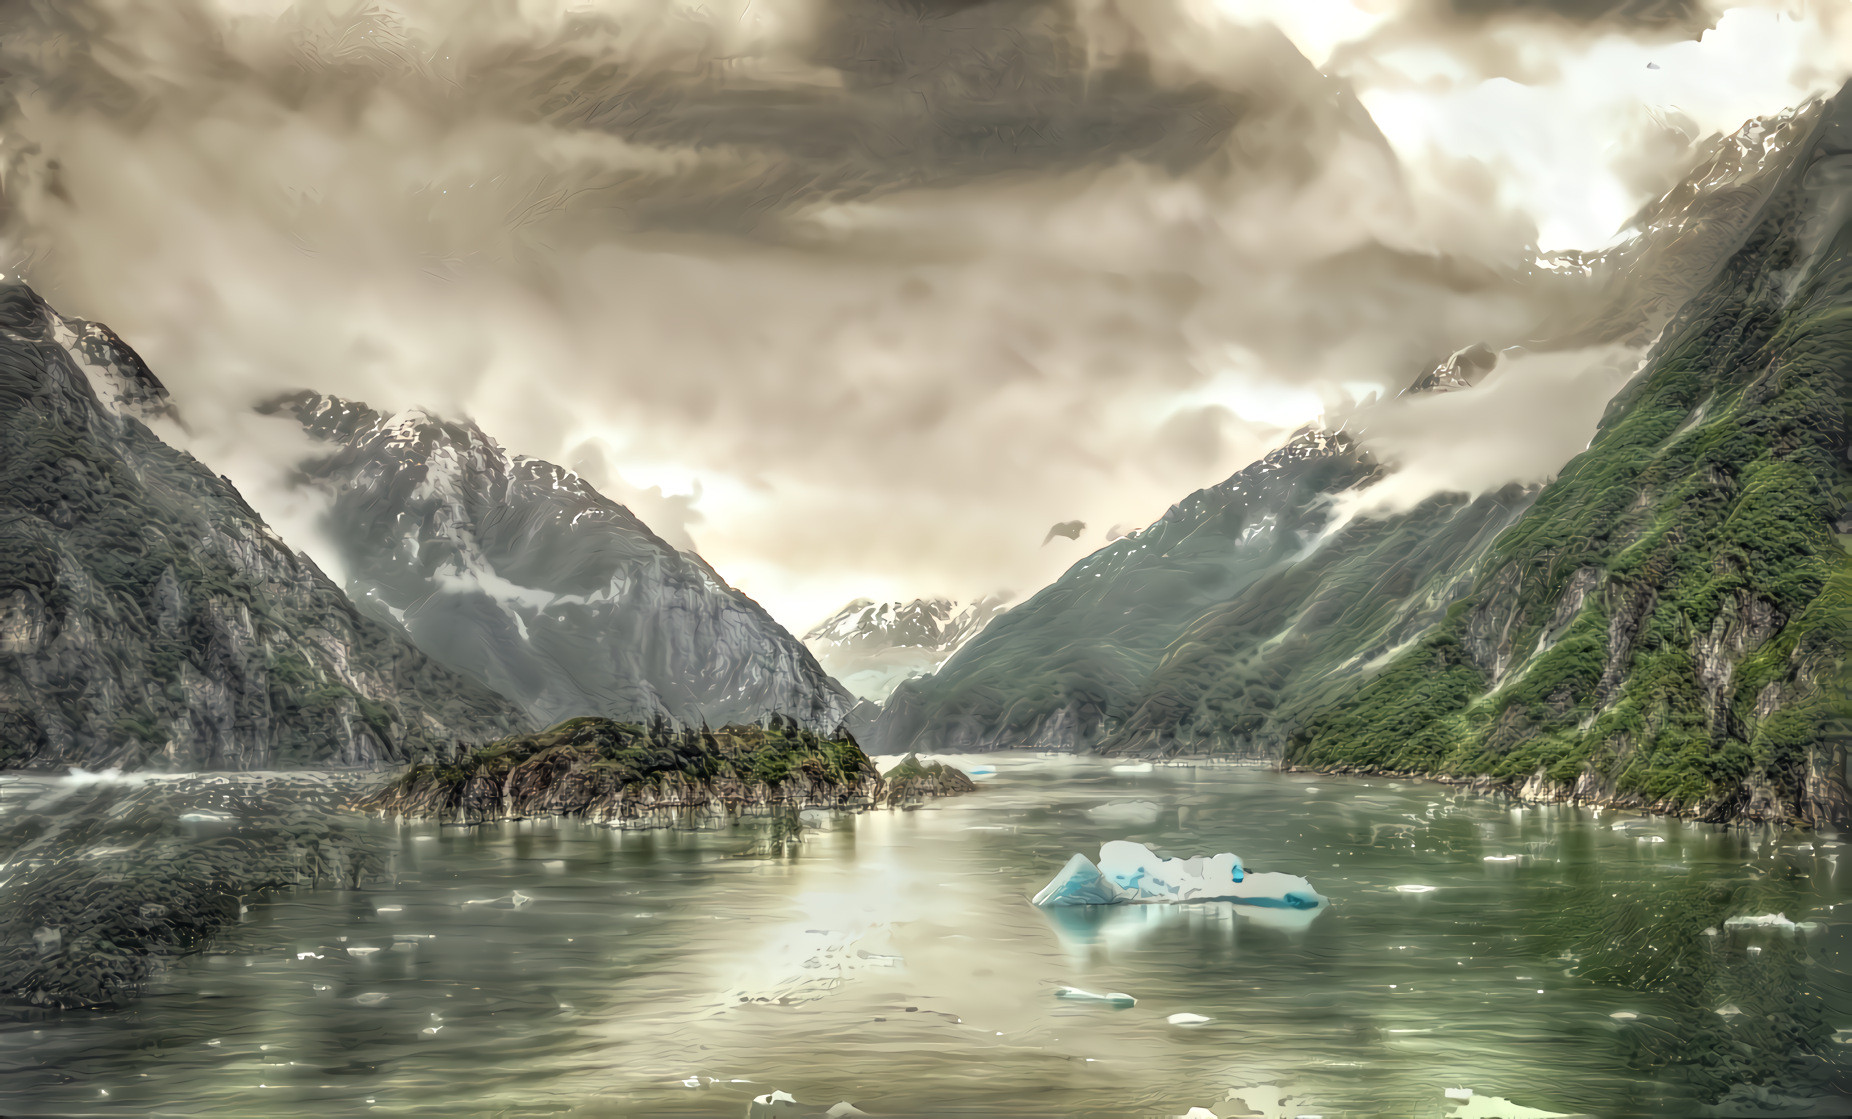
[
  {"xmin": 266, "ymin": 394, "xmax": 855, "ymax": 734},
  {"xmin": 871, "ymin": 429, "xmax": 1447, "ymax": 753},
  {"xmin": 870, "ymin": 97, "xmax": 1851, "ymax": 825},
  {"xmin": 803, "ymin": 595, "xmax": 1009, "ymax": 701},
  {"xmin": 0, "ymin": 285, "xmax": 522, "ymax": 770},
  {"xmin": 1291, "ymin": 88, "xmax": 1852, "ymax": 825}
]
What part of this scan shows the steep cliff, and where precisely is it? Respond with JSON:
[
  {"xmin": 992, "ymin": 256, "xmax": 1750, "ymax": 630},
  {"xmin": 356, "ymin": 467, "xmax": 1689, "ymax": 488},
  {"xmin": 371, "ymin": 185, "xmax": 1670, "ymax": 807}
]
[
  {"xmin": 1291, "ymin": 90, "xmax": 1852, "ymax": 825},
  {"xmin": 0, "ymin": 285, "xmax": 522, "ymax": 770},
  {"xmin": 265, "ymin": 393, "xmax": 855, "ymax": 734}
]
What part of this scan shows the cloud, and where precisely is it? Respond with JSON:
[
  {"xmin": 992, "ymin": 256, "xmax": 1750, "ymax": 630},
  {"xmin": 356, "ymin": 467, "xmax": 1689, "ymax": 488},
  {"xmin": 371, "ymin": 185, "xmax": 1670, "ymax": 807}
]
[{"xmin": 0, "ymin": 0, "xmax": 1843, "ymax": 628}]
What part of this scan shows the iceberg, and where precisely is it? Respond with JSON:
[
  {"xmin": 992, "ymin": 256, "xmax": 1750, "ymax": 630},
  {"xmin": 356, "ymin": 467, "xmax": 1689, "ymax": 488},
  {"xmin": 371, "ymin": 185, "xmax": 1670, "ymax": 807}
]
[{"xmin": 1031, "ymin": 841, "xmax": 1325, "ymax": 910}]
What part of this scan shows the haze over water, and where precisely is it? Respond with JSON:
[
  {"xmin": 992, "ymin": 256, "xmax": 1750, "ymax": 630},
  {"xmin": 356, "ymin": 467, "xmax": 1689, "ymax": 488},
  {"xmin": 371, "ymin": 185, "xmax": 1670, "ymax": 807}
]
[{"xmin": 3, "ymin": 758, "xmax": 1849, "ymax": 1118}]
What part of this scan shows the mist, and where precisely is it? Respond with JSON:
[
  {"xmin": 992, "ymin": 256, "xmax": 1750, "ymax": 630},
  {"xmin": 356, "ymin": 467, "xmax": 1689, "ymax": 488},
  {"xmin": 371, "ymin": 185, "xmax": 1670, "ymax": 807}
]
[{"xmin": 1, "ymin": 0, "xmax": 1848, "ymax": 629}]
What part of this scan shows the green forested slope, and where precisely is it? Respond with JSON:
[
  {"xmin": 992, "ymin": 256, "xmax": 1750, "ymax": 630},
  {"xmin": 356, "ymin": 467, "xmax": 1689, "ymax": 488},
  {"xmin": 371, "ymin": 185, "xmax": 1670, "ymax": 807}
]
[{"xmin": 1291, "ymin": 98, "xmax": 1852, "ymax": 824}]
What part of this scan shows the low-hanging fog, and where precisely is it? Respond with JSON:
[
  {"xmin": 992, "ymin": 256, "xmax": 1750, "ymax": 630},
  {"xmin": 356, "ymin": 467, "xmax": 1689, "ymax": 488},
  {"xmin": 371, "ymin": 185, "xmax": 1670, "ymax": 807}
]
[{"xmin": 2, "ymin": 0, "xmax": 1849, "ymax": 630}]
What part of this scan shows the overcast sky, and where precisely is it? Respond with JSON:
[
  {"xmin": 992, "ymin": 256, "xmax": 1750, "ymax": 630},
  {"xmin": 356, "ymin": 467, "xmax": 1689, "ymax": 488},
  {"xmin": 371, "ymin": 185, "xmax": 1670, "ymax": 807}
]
[{"xmin": 3, "ymin": 0, "xmax": 1850, "ymax": 631}]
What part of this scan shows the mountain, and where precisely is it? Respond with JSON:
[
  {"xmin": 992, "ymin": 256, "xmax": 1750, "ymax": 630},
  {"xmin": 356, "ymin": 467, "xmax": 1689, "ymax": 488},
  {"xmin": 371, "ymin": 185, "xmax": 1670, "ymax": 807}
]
[
  {"xmin": 1290, "ymin": 86, "xmax": 1852, "ymax": 825},
  {"xmin": 803, "ymin": 595, "xmax": 1010, "ymax": 701},
  {"xmin": 0, "ymin": 285, "xmax": 522, "ymax": 770},
  {"xmin": 870, "ymin": 422, "xmax": 1531, "ymax": 754},
  {"xmin": 264, "ymin": 393, "xmax": 856, "ymax": 734},
  {"xmin": 870, "ymin": 98, "xmax": 1851, "ymax": 806}
]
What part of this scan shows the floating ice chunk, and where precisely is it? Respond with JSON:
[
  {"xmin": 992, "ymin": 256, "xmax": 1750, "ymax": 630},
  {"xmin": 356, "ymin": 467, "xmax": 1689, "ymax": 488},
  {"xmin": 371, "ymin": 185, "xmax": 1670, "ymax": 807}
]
[
  {"xmin": 1181, "ymin": 1109, "xmax": 1219, "ymax": 1119},
  {"xmin": 347, "ymin": 946, "xmax": 380, "ymax": 957},
  {"xmin": 1394, "ymin": 885, "xmax": 1438, "ymax": 894},
  {"xmin": 680, "ymin": 1077, "xmax": 699, "ymax": 1088},
  {"xmin": 1444, "ymin": 1090, "xmax": 1571, "ymax": 1118},
  {"xmin": 463, "ymin": 892, "xmax": 534, "ymax": 909},
  {"xmin": 1032, "ymin": 842, "xmax": 1324, "ymax": 911},
  {"xmin": 1087, "ymin": 800, "xmax": 1163, "ymax": 825},
  {"xmin": 1483, "ymin": 855, "xmax": 1520, "ymax": 863},
  {"xmin": 1609, "ymin": 1011, "xmax": 1638, "ymax": 1021},
  {"xmin": 376, "ymin": 905, "xmax": 403, "ymax": 913},
  {"xmin": 355, "ymin": 992, "xmax": 389, "ymax": 1006},
  {"xmin": 542, "ymin": 860, "xmax": 566, "ymax": 872},
  {"xmin": 824, "ymin": 1104, "xmax": 871, "ymax": 1118},
  {"xmin": 1167, "ymin": 1012, "xmax": 1212, "ymax": 1026},
  {"xmin": 1054, "ymin": 986, "xmax": 1135, "ymax": 1007},
  {"xmin": 748, "ymin": 1089, "xmax": 801, "ymax": 1117},
  {"xmin": 1723, "ymin": 912, "xmax": 1818, "ymax": 932},
  {"xmin": 1110, "ymin": 762, "xmax": 1154, "ymax": 774}
]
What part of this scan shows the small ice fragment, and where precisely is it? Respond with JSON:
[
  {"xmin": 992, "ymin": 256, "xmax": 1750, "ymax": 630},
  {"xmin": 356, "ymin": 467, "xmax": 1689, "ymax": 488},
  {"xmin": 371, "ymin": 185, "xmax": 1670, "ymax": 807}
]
[
  {"xmin": 1483, "ymin": 855, "xmax": 1519, "ymax": 863},
  {"xmin": 376, "ymin": 906, "xmax": 402, "ymax": 913},
  {"xmin": 1182, "ymin": 1109, "xmax": 1219, "ymax": 1119},
  {"xmin": 1167, "ymin": 1012, "xmax": 1212, "ymax": 1026},
  {"xmin": 463, "ymin": 892, "xmax": 534, "ymax": 909},
  {"xmin": 542, "ymin": 860, "xmax": 565, "ymax": 872},
  {"xmin": 1723, "ymin": 912, "xmax": 1813, "ymax": 932},
  {"xmin": 1445, "ymin": 1088, "xmax": 1474, "ymax": 1100},
  {"xmin": 1610, "ymin": 1011, "xmax": 1638, "ymax": 1021},
  {"xmin": 1716, "ymin": 1004, "xmax": 1743, "ymax": 1017},
  {"xmin": 1395, "ymin": 885, "xmax": 1438, "ymax": 894},
  {"xmin": 1054, "ymin": 986, "xmax": 1136, "ymax": 1007},
  {"xmin": 421, "ymin": 1026, "xmax": 442, "ymax": 1037},
  {"xmin": 1747, "ymin": 945, "xmax": 1762, "ymax": 955},
  {"xmin": 748, "ymin": 1089, "xmax": 801, "ymax": 1117},
  {"xmin": 347, "ymin": 946, "xmax": 380, "ymax": 957},
  {"xmin": 1110, "ymin": 762, "xmax": 1154, "ymax": 774},
  {"xmin": 296, "ymin": 951, "xmax": 323, "ymax": 960},
  {"xmin": 825, "ymin": 1104, "xmax": 871, "ymax": 1118},
  {"xmin": 205, "ymin": 1039, "xmax": 222, "ymax": 1046},
  {"xmin": 355, "ymin": 992, "xmax": 389, "ymax": 1006},
  {"xmin": 681, "ymin": 1077, "xmax": 699, "ymax": 1088},
  {"xmin": 32, "ymin": 927, "xmax": 59, "ymax": 955}
]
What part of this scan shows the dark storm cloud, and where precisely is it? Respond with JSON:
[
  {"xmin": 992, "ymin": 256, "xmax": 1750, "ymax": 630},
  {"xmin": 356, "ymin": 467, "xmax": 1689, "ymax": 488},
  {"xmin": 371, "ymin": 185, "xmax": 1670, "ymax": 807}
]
[{"xmin": 0, "ymin": 0, "xmax": 1763, "ymax": 625}]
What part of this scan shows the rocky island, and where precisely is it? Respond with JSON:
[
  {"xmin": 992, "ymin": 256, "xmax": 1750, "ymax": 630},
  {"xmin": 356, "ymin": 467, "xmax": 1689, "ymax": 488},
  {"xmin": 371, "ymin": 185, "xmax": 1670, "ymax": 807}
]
[{"xmin": 355, "ymin": 715, "xmax": 973, "ymax": 827}]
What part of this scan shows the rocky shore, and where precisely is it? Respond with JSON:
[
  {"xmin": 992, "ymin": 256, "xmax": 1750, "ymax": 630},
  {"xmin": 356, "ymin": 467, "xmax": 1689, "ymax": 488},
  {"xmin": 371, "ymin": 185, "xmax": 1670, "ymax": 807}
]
[{"xmin": 355, "ymin": 715, "xmax": 973, "ymax": 827}]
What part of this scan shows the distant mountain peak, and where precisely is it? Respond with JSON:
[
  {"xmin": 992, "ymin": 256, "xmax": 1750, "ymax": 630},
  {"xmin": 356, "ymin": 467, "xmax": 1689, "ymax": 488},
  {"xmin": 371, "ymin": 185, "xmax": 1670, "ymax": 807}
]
[{"xmin": 263, "ymin": 390, "xmax": 854, "ymax": 733}]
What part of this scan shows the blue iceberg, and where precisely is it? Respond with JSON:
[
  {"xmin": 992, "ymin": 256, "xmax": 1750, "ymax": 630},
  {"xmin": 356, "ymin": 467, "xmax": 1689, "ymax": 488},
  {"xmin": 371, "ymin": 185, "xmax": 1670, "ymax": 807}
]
[{"xmin": 1032, "ymin": 841, "xmax": 1325, "ymax": 910}]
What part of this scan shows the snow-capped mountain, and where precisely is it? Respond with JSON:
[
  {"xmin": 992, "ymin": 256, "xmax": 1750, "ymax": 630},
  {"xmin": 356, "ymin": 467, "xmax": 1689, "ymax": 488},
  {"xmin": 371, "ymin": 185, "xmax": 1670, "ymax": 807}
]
[
  {"xmin": 265, "ymin": 393, "xmax": 856, "ymax": 733},
  {"xmin": 803, "ymin": 595, "xmax": 1011, "ymax": 702}
]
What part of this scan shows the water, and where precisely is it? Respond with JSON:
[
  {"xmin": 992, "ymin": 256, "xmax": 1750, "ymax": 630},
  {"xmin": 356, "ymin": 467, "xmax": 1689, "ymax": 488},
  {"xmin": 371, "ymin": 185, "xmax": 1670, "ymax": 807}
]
[{"xmin": 4, "ymin": 756, "xmax": 1850, "ymax": 1118}]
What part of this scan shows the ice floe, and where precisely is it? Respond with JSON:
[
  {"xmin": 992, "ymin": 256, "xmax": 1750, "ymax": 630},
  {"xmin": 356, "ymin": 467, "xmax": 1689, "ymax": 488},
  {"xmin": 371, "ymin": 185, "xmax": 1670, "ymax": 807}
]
[
  {"xmin": 1054, "ymin": 985, "xmax": 1135, "ymax": 1007},
  {"xmin": 1723, "ymin": 912, "xmax": 1820, "ymax": 932},
  {"xmin": 1031, "ymin": 842, "xmax": 1324, "ymax": 910},
  {"xmin": 1167, "ymin": 1012, "xmax": 1212, "ymax": 1026}
]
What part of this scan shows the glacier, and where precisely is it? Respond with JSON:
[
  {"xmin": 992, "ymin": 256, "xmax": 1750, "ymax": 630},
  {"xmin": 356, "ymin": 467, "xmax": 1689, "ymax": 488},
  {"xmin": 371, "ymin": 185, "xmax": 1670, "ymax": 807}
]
[{"xmin": 1031, "ymin": 841, "xmax": 1325, "ymax": 910}]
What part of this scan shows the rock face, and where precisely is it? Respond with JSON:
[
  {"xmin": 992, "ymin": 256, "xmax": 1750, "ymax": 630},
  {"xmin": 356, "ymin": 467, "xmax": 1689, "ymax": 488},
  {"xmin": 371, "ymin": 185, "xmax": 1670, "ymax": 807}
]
[
  {"xmin": 0, "ymin": 284, "xmax": 522, "ymax": 770},
  {"xmin": 264, "ymin": 393, "xmax": 855, "ymax": 734},
  {"xmin": 354, "ymin": 714, "xmax": 970, "ymax": 827},
  {"xmin": 1291, "ymin": 88, "xmax": 1852, "ymax": 825},
  {"xmin": 804, "ymin": 595, "xmax": 1010, "ymax": 701}
]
